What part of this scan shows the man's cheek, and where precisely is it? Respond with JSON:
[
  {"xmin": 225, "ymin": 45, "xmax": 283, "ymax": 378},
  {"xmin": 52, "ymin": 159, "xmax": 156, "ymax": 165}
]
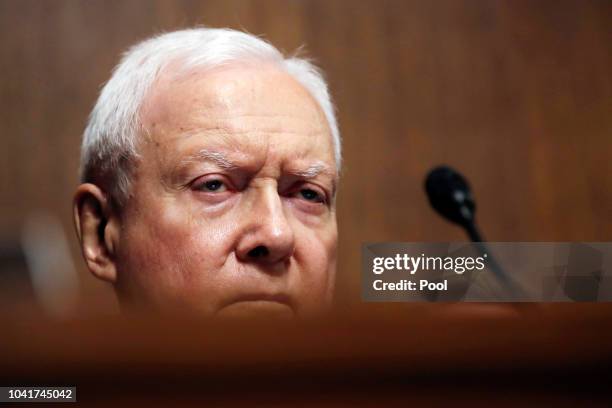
[
  {"xmin": 314, "ymin": 226, "xmax": 338, "ymax": 302},
  {"xmin": 193, "ymin": 220, "xmax": 238, "ymax": 261},
  {"xmin": 120, "ymin": 214, "xmax": 191, "ymax": 275},
  {"xmin": 300, "ymin": 235, "xmax": 335, "ymax": 288},
  {"xmin": 307, "ymin": 226, "xmax": 337, "ymax": 279},
  {"xmin": 298, "ymin": 247, "xmax": 335, "ymax": 316}
]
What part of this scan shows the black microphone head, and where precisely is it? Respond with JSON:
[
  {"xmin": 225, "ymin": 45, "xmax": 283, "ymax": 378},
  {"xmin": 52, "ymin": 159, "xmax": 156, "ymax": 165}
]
[{"xmin": 425, "ymin": 165, "xmax": 476, "ymax": 226}]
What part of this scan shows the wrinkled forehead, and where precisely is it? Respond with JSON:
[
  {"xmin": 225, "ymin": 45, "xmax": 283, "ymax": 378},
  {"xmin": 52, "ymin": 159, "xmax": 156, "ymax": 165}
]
[
  {"xmin": 133, "ymin": 63, "xmax": 338, "ymax": 182},
  {"xmin": 139, "ymin": 63, "xmax": 335, "ymax": 159}
]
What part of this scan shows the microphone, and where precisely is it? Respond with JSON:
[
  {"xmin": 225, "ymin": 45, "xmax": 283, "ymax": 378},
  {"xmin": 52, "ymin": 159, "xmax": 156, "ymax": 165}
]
[
  {"xmin": 424, "ymin": 165, "xmax": 525, "ymax": 298},
  {"xmin": 424, "ymin": 165, "xmax": 481, "ymax": 241}
]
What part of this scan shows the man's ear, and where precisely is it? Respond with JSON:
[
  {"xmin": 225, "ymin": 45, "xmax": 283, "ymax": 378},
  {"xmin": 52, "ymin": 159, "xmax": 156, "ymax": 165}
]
[{"xmin": 73, "ymin": 183, "xmax": 121, "ymax": 283}]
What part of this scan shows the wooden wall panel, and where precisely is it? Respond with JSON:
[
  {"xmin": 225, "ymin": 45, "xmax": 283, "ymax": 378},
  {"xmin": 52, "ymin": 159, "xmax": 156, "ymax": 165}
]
[{"xmin": 1, "ymin": 0, "xmax": 610, "ymax": 311}]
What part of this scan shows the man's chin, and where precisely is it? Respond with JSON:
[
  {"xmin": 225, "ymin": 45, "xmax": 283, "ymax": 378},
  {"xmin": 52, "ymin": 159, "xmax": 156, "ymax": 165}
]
[{"xmin": 215, "ymin": 301, "xmax": 295, "ymax": 319}]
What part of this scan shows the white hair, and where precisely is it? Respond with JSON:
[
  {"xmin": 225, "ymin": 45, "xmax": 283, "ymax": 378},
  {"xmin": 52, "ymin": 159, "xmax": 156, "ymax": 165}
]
[{"xmin": 80, "ymin": 27, "xmax": 341, "ymax": 207}]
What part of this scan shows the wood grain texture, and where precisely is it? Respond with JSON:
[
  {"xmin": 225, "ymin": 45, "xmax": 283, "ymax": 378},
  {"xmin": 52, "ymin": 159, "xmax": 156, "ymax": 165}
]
[{"xmin": 1, "ymin": 0, "xmax": 610, "ymax": 311}]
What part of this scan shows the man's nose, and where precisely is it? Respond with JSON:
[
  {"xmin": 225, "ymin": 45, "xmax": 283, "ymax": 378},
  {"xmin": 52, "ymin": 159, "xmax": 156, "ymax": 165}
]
[{"xmin": 236, "ymin": 184, "xmax": 295, "ymax": 266}]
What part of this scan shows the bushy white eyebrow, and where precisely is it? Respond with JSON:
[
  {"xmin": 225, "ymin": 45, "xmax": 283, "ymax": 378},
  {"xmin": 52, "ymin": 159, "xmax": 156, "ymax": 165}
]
[
  {"xmin": 290, "ymin": 163, "xmax": 335, "ymax": 178},
  {"xmin": 181, "ymin": 150, "xmax": 335, "ymax": 176},
  {"xmin": 180, "ymin": 149, "xmax": 239, "ymax": 170}
]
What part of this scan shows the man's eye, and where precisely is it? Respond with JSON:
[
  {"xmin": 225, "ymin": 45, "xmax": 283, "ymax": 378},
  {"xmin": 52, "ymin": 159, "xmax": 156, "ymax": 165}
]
[
  {"xmin": 197, "ymin": 179, "xmax": 227, "ymax": 192},
  {"xmin": 299, "ymin": 188, "xmax": 324, "ymax": 203}
]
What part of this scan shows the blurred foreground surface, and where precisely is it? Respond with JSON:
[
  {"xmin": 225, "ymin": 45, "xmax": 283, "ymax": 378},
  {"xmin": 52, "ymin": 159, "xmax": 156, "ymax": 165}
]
[{"xmin": 2, "ymin": 304, "xmax": 612, "ymax": 406}]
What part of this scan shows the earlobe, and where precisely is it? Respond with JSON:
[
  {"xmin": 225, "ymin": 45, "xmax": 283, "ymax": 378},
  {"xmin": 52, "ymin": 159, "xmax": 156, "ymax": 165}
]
[{"xmin": 73, "ymin": 183, "xmax": 120, "ymax": 283}]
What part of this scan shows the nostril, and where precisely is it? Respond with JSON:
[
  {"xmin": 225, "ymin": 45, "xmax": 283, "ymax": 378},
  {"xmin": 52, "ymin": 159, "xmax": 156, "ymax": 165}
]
[{"xmin": 248, "ymin": 245, "xmax": 269, "ymax": 258}]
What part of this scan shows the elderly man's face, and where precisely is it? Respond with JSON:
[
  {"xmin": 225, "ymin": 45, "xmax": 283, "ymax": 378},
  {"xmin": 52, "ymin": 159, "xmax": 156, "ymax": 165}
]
[{"xmin": 113, "ymin": 64, "xmax": 338, "ymax": 317}]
